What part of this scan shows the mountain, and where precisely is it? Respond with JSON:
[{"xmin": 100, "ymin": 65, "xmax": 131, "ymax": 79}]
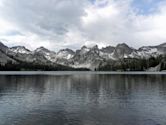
[
  {"xmin": 136, "ymin": 43, "xmax": 166, "ymax": 58},
  {"xmin": 70, "ymin": 45, "xmax": 103, "ymax": 70},
  {"xmin": 34, "ymin": 47, "xmax": 57, "ymax": 62},
  {"xmin": 9, "ymin": 46, "xmax": 31, "ymax": 54},
  {"xmin": 7, "ymin": 46, "xmax": 49, "ymax": 64},
  {"xmin": 113, "ymin": 43, "xmax": 136, "ymax": 59},
  {"xmin": 0, "ymin": 51, "xmax": 16, "ymax": 65},
  {"xmin": 1, "ymin": 41, "xmax": 166, "ymax": 71},
  {"xmin": 0, "ymin": 42, "xmax": 16, "ymax": 65},
  {"xmin": 57, "ymin": 48, "xmax": 75, "ymax": 59}
]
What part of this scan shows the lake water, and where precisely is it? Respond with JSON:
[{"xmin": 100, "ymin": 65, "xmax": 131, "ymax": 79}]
[{"xmin": 0, "ymin": 72, "xmax": 166, "ymax": 125}]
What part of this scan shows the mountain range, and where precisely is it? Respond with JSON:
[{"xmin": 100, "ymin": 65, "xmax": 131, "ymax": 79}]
[{"xmin": 1, "ymin": 41, "xmax": 166, "ymax": 71}]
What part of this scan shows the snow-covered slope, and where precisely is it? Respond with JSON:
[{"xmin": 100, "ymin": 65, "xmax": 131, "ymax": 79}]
[
  {"xmin": 137, "ymin": 46, "xmax": 159, "ymax": 58},
  {"xmin": 99, "ymin": 46, "xmax": 115, "ymax": 59},
  {"xmin": 57, "ymin": 49, "xmax": 75, "ymax": 60},
  {"xmin": 34, "ymin": 47, "xmax": 57, "ymax": 62},
  {"xmin": 136, "ymin": 44, "xmax": 166, "ymax": 58},
  {"xmin": 9, "ymin": 46, "xmax": 31, "ymax": 54},
  {"xmin": 69, "ymin": 45, "xmax": 104, "ymax": 70}
]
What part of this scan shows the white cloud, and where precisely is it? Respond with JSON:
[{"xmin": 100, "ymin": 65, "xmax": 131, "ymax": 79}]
[
  {"xmin": 81, "ymin": 0, "xmax": 166, "ymax": 48},
  {"xmin": 0, "ymin": 0, "xmax": 166, "ymax": 50}
]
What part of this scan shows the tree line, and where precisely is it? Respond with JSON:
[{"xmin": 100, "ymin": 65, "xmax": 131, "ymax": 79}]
[
  {"xmin": 0, "ymin": 61, "xmax": 90, "ymax": 71},
  {"xmin": 98, "ymin": 55, "xmax": 166, "ymax": 71}
]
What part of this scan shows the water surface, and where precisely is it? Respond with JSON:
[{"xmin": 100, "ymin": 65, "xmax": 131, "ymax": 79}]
[{"xmin": 0, "ymin": 73, "xmax": 166, "ymax": 125}]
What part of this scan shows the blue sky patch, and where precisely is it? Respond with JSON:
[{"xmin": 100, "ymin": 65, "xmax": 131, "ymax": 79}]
[{"xmin": 132, "ymin": 0, "xmax": 164, "ymax": 15}]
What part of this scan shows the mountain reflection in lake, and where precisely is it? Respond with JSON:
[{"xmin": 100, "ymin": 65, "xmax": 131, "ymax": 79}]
[{"xmin": 0, "ymin": 74, "xmax": 166, "ymax": 125}]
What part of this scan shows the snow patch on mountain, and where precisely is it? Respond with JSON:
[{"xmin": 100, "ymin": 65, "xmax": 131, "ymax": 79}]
[
  {"xmin": 9, "ymin": 46, "xmax": 31, "ymax": 54},
  {"xmin": 137, "ymin": 47, "xmax": 161, "ymax": 58},
  {"xmin": 34, "ymin": 47, "xmax": 57, "ymax": 62},
  {"xmin": 1, "ymin": 41, "xmax": 166, "ymax": 70},
  {"xmin": 57, "ymin": 49, "xmax": 75, "ymax": 60}
]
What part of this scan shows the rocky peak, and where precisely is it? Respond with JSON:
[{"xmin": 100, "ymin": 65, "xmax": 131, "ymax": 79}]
[
  {"xmin": 81, "ymin": 45, "xmax": 88, "ymax": 49},
  {"xmin": 35, "ymin": 47, "xmax": 51, "ymax": 53},
  {"xmin": 10, "ymin": 46, "xmax": 31, "ymax": 54},
  {"xmin": 78, "ymin": 46, "xmax": 90, "ymax": 55},
  {"xmin": 113, "ymin": 43, "xmax": 134, "ymax": 58},
  {"xmin": 58, "ymin": 48, "xmax": 75, "ymax": 55},
  {"xmin": 101, "ymin": 46, "xmax": 115, "ymax": 53},
  {"xmin": 116, "ymin": 43, "xmax": 130, "ymax": 48},
  {"xmin": 57, "ymin": 48, "xmax": 75, "ymax": 60}
]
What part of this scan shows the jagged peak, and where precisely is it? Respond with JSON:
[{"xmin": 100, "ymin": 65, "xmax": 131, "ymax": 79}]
[
  {"xmin": 115, "ymin": 43, "xmax": 135, "ymax": 52},
  {"xmin": 35, "ymin": 46, "xmax": 50, "ymax": 52},
  {"xmin": 59, "ymin": 48, "xmax": 74, "ymax": 52},
  {"xmin": 116, "ymin": 43, "xmax": 129, "ymax": 48},
  {"xmin": 81, "ymin": 44, "xmax": 99, "ymax": 49},
  {"xmin": 10, "ymin": 46, "xmax": 31, "ymax": 54},
  {"xmin": 101, "ymin": 46, "xmax": 115, "ymax": 53},
  {"xmin": 58, "ymin": 48, "xmax": 75, "ymax": 55},
  {"xmin": 79, "ymin": 45, "xmax": 90, "ymax": 54},
  {"xmin": 36, "ymin": 46, "xmax": 47, "ymax": 50},
  {"xmin": 81, "ymin": 45, "xmax": 88, "ymax": 49},
  {"xmin": 11, "ymin": 46, "xmax": 29, "ymax": 50},
  {"xmin": 101, "ymin": 46, "xmax": 115, "ymax": 50}
]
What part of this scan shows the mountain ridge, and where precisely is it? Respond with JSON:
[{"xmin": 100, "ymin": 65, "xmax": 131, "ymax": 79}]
[{"xmin": 1, "ymin": 41, "xmax": 166, "ymax": 71}]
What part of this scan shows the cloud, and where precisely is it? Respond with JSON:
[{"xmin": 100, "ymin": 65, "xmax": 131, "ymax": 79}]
[
  {"xmin": 0, "ymin": 0, "xmax": 166, "ymax": 50},
  {"xmin": 0, "ymin": 0, "xmax": 90, "ymax": 50},
  {"xmin": 81, "ymin": 0, "xmax": 166, "ymax": 48},
  {"xmin": 1, "ymin": 0, "xmax": 87, "ymax": 34}
]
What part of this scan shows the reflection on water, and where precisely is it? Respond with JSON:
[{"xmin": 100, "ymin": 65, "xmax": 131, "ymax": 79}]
[{"xmin": 0, "ymin": 74, "xmax": 166, "ymax": 125}]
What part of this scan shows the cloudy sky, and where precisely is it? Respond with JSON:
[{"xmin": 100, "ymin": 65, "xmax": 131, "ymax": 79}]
[{"xmin": 0, "ymin": 0, "xmax": 166, "ymax": 51}]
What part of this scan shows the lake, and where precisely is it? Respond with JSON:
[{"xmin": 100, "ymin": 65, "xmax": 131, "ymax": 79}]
[{"xmin": 0, "ymin": 72, "xmax": 166, "ymax": 125}]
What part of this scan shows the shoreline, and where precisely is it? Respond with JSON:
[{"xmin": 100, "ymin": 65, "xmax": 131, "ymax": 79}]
[{"xmin": 0, "ymin": 71, "xmax": 166, "ymax": 75}]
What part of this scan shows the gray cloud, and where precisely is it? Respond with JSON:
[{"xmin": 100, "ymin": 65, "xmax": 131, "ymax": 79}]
[
  {"xmin": 1, "ymin": 0, "xmax": 87, "ymax": 38},
  {"xmin": 0, "ymin": 0, "xmax": 166, "ymax": 50}
]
